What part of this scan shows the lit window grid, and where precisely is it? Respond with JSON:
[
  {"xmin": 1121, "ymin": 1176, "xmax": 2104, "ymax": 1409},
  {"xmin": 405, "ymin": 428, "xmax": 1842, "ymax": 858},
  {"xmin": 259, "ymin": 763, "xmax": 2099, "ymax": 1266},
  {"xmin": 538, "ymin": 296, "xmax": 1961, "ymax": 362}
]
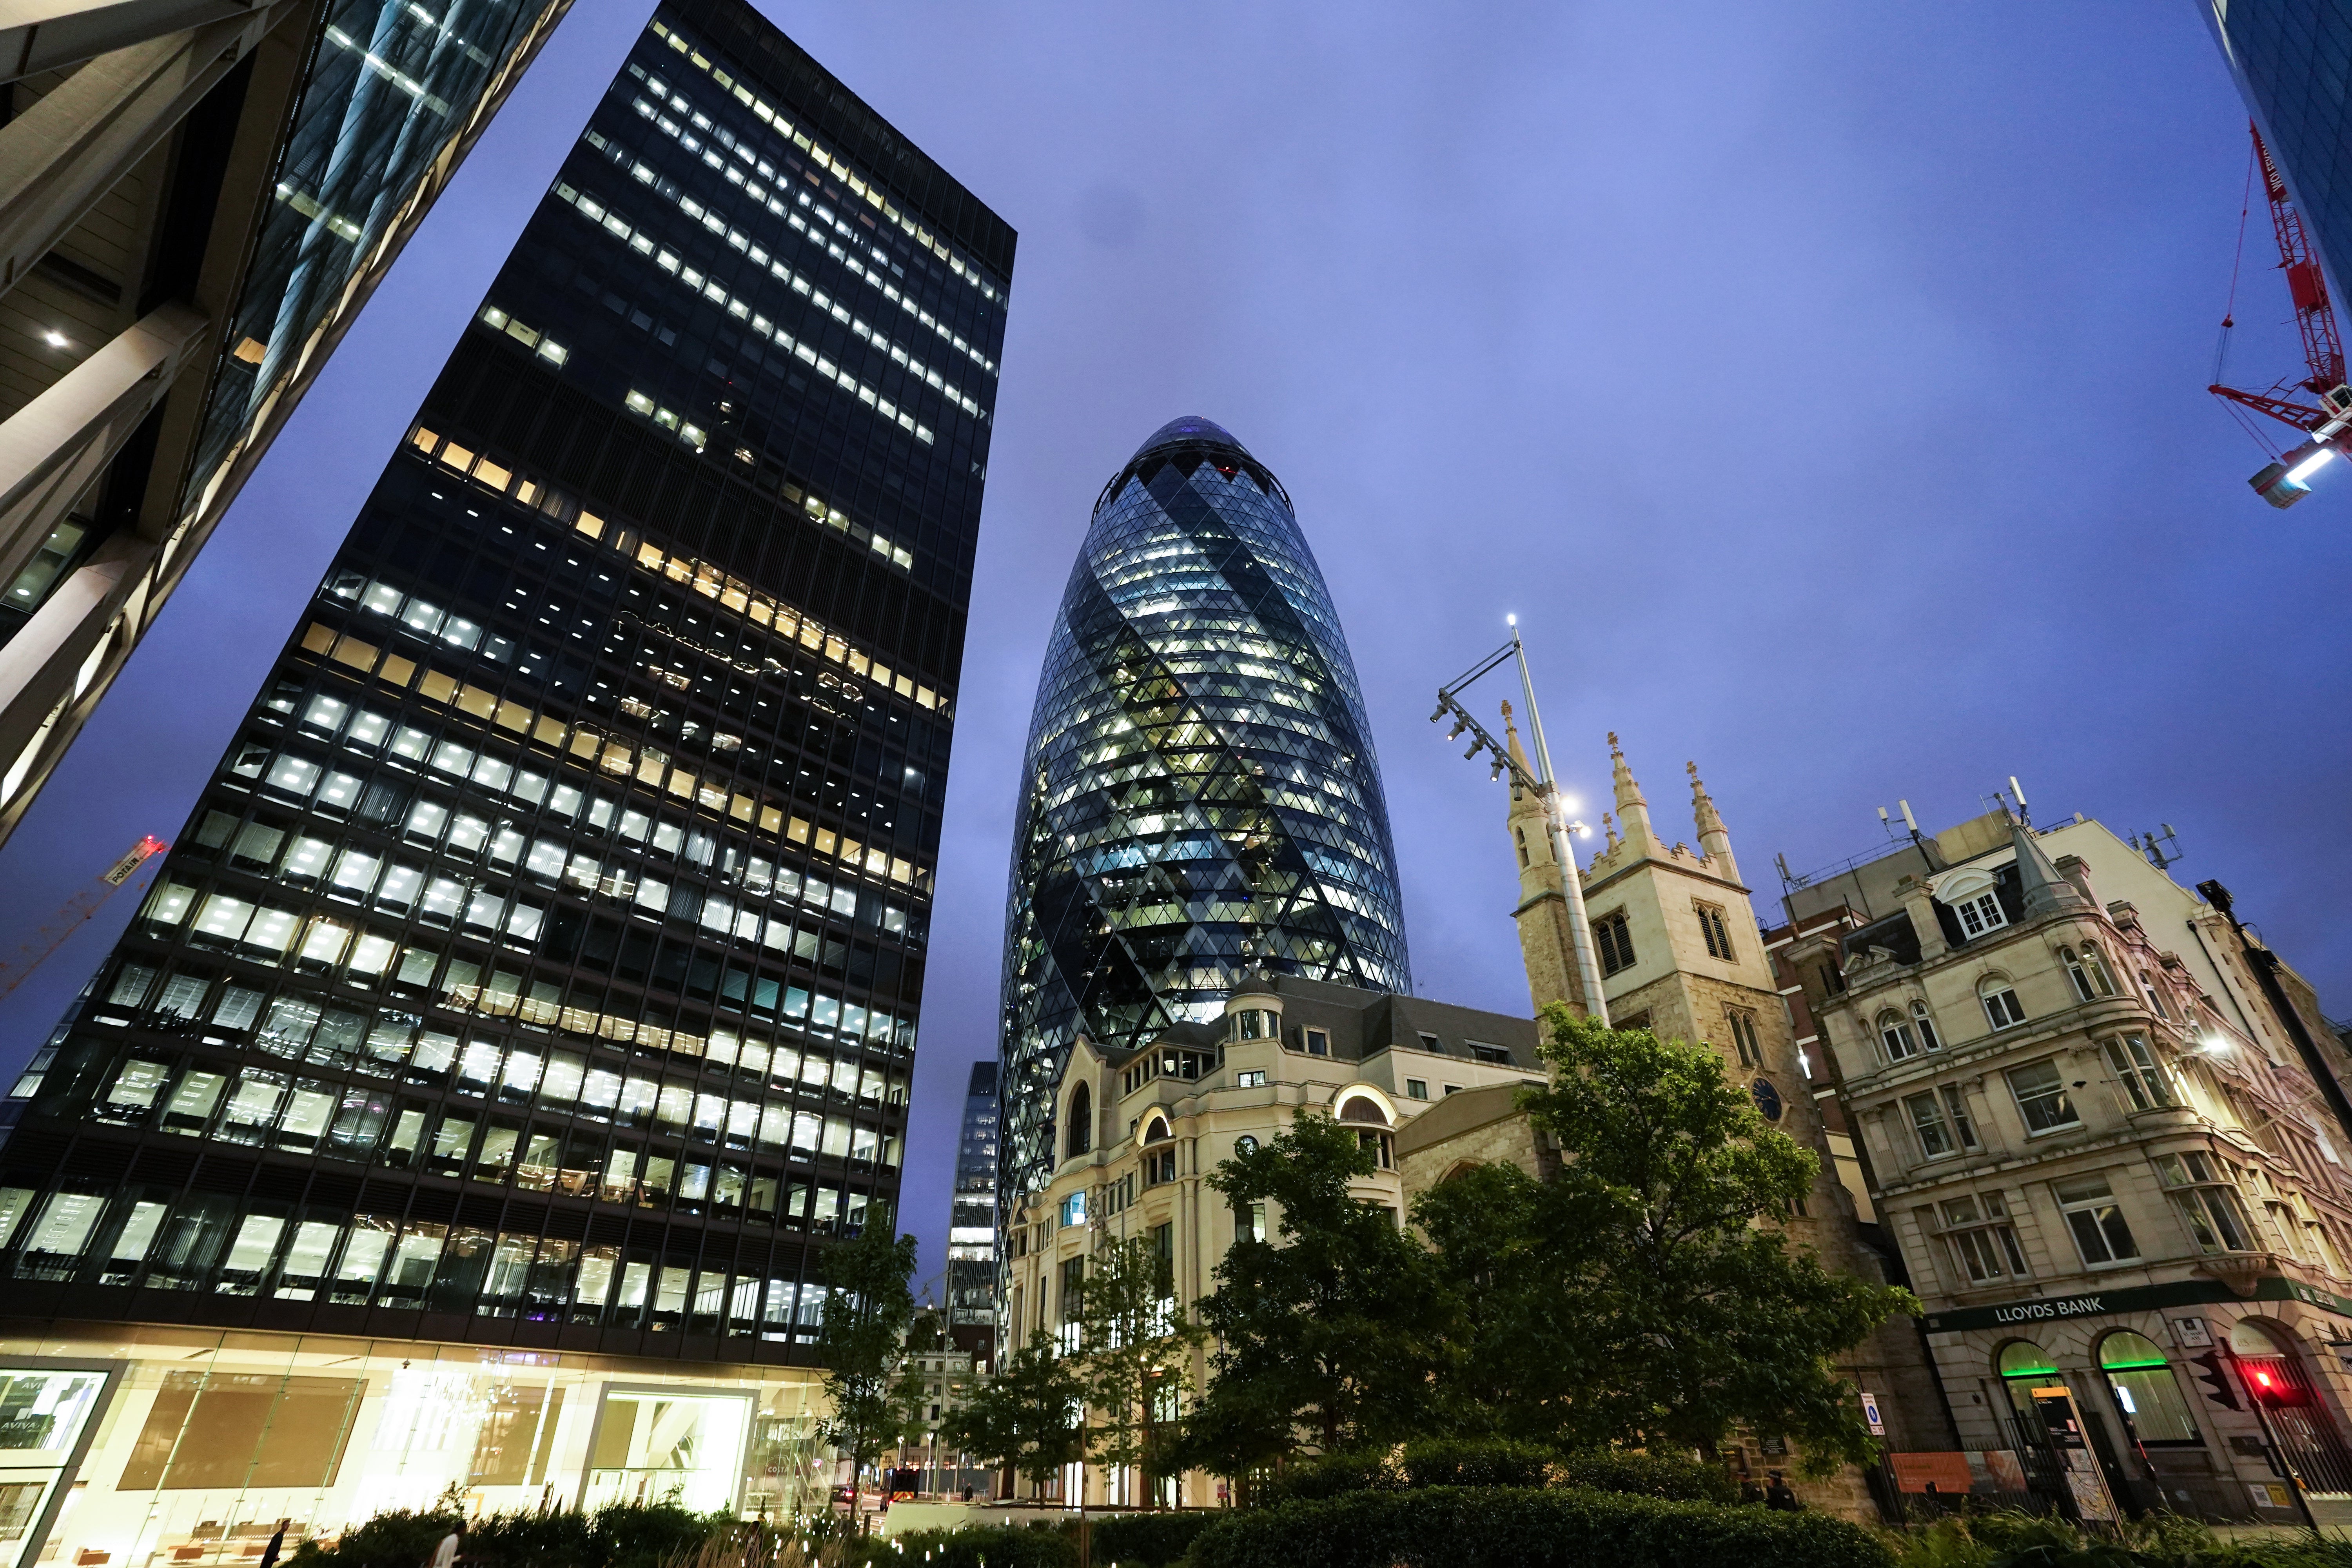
[
  {"xmin": 608, "ymin": 78, "xmax": 996, "ymax": 375},
  {"xmin": 162, "ymin": 703, "xmax": 926, "ymax": 1047},
  {"xmin": 404, "ymin": 423, "xmax": 948, "ymax": 709},
  {"xmin": 645, "ymin": 16, "xmax": 1006, "ymax": 307},
  {"xmin": 288, "ymin": 466, "xmax": 944, "ymax": 986},
  {"xmin": 0, "ymin": 1159, "xmax": 877, "ymax": 1330},
  {"xmin": 552, "ymin": 171, "xmax": 971, "ymax": 435},
  {"xmin": 290, "ymin": 616, "xmax": 927, "ymax": 891}
]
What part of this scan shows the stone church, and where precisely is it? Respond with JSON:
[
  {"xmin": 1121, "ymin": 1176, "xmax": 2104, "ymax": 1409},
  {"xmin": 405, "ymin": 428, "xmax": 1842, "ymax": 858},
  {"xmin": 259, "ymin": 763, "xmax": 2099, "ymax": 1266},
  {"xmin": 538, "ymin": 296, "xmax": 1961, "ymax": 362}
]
[{"xmin": 1396, "ymin": 711, "xmax": 1950, "ymax": 1510}]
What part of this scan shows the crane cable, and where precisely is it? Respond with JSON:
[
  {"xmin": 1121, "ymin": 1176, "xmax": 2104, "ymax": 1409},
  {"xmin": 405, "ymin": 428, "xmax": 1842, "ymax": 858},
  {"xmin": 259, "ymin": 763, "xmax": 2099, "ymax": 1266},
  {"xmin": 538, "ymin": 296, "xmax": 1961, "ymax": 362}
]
[{"xmin": 2215, "ymin": 132, "xmax": 2258, "ymax": 388}]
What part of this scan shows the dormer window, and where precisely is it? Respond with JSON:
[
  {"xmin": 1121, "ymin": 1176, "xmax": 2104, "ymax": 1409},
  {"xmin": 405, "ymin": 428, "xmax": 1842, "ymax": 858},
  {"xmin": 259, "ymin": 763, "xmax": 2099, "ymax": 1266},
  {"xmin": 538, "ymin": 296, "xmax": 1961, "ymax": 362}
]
[
  {"xmin": 1954, "ymin": 891, "xmax": 2006, "ymax": 938},
  {"xmin": 1930, "ymin": 865, "xmax": 2010, "ymax": 942},
  {"xmin": 1304, "ymin": 1028, "xmax": 1329, "ymax": 1056}
]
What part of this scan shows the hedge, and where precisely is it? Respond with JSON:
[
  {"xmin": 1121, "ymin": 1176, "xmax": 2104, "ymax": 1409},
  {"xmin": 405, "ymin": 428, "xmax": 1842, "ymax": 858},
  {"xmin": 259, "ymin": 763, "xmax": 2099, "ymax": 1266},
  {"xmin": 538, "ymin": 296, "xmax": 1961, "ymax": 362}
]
[
  {"xmin": 870, "ymin": 1524, "xmax": 1076, "ymax": 1568},
  {"xmin": 1086, "ymin": 1511, "xmax": 1218, "ymax": 1568},
  {"xmin": 1187, "ymin": 1486, "xmax": 1891, "ymax": 1568},
  {"xmin": 290, "ymin": 1504, "xmax": 731, "ymax": 1568},
  {"xmin": 1395, "ymin": 1439, "xmax": 1554, "ymax": 1491},
  {"xmin": 1553, "ymin": 1449, "xmax": 1739, "ymax": 1504},
  {"xmin": 1258, "ymin": 1449, "xmax": 1399, "ymax": 1504}
]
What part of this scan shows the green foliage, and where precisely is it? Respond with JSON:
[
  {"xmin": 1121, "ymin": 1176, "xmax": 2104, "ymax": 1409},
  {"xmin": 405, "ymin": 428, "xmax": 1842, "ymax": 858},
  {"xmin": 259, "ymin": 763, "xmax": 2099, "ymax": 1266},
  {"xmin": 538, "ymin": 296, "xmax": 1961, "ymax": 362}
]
[
  {"xmin": 1257, "ymin": 1448, "xmax": 1401, "ymax": 1504},
  {"xmin": 1879, "ymin": 1511, "xmax": 2352, "ymax": 1568},
  {"xmin": 1086, "ymin": 1510, "xmax": 1219, "ymax": 1568},
  {"xmin": 288, "ymin": 1510, "xmax": 455, "ymax": 1568},
  {"xmin": 1553, "ymin": 1448, "xmax": 1739, "ymax": 1504},
  {"xmin": 290, "ymin": 1504, "xmax": 733, "ymax": 1568},
  {"xmin": 860, "ymin": 1524, "xmax": 1076, "ymax": 1568},
  {"xmin": 1411, "ymin": 1008, "xmax": 1916, "ymax": 1474},
  {"xmin": 1074, "ymin": 1235, "xmax": 1207, "ymax": 1481},
  {"xmin": 1395, "ymin": 1437, "xmax": 1553, "ymax": 1491},
  {"xmin": 1188, "ymin": 1486, "xmax": 1892, "ymax": 1568},
  {"xmin": 815, "ymin": 1223, "xmax": 927, "ymax": 1499},
  {"xmin": 938, "ymin": 1328, "xmax": 1085, "ymax": 1494},
  {"xmin": 1183, "ymin": 1113, "xmax": 1447, "ymax": 1469}
]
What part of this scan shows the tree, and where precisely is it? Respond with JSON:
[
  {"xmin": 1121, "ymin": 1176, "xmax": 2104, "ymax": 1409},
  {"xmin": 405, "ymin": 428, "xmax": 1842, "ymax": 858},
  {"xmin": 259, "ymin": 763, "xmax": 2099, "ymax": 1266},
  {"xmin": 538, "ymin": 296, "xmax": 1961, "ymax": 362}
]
[
  {"xmin": 1075, "ymin": 1234, "xmax": 1206, "ymax": 1503},
  {"xmin": 1413, "ymin": 1006, "xmax": 1916, "ymax": 1475},
  {"xmin": 813, "ymin": 1221, "xmax": 926, "ymax": 1515},
  {"xmin": 1179, "ymin": 1113, "xmax": 1445, "ymax": 1476},
  {"xmin": 939, "ymin": 1328, "xmax": 1085, "ymax": 1497}
]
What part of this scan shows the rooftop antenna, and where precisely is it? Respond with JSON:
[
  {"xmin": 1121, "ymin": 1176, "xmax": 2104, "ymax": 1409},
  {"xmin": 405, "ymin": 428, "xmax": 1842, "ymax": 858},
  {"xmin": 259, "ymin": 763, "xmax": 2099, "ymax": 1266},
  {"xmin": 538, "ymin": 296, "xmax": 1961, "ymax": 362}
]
[
  {"xmin": 1776, "ymin": 852, "xmax": 1811, "ymax": 893},
  {"xmin": 2130, "ymin": 824, "xmax": 2185, "ymax": 870},
  {"xmin": 1899, "ymin": 799, "xmax": 1920, "ymax": 837}
]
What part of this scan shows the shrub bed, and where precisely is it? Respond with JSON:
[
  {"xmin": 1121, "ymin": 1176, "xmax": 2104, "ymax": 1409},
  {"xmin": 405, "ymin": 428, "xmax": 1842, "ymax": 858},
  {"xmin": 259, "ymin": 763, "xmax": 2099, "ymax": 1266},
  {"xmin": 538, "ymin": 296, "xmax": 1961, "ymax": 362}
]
[
  {"xmin": 1087, "ymin": 1511, "xmax": 1217, "ymax": 1567},
  {"xmin": 1396, "ymin": 1439, "xmax": 1555, "ymax": 1491},
  {"xmin": 871, "ymin": 1524, "xmax": 1076, "ymax": 1568},
  {"xmin": 290, "ymin": 1504, "xmax": 730, "ymax": 1568},
  {"xmin": 1553, "ymin": 1449, "xmax": 1739, "ymax": 1504},
  {"xmin": 1188, "ymin": 1486, "xmax": 1891, "ymax": 1568}
]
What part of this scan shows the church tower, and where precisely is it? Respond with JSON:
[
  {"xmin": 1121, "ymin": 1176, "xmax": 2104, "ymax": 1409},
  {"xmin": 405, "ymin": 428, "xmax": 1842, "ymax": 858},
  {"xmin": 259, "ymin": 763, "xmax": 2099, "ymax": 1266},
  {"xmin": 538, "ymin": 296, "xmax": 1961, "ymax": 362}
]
[
  {"xmin": 1498, "ymin": 723, "xmax": 1955, "ymax": 1497},
  {"xmin": 1502, "ymin": 704, "xmax": 1595, "ymax": 1018},
  {"xmin": 1505, "ymin": 724, "xmax": 1853, "ymax": 1227}
]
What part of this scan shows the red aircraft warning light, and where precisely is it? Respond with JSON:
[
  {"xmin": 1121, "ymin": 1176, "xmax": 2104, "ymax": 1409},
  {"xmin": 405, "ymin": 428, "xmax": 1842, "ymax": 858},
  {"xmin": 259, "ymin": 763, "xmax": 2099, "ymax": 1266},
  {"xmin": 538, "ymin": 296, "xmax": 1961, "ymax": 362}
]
[{"xmin": 2210, "ymin": 124, "xmax": 2352, "ymax": 508}]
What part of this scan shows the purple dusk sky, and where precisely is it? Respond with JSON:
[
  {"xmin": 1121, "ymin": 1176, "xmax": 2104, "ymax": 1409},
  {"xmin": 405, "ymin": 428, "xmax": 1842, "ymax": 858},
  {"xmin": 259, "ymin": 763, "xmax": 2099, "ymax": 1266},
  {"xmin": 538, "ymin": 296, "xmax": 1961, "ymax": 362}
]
[{"xmin": 1, "ymin": 3, "xmax": 2344, "ymax": 1295}]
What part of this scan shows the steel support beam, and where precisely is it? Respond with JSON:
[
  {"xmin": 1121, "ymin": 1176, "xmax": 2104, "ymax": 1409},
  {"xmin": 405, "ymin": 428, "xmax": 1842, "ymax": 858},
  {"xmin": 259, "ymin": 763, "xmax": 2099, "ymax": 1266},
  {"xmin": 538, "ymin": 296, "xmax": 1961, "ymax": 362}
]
[
  {"xmin": 0, "ymin": 2, "xmax": 292, "ymax": 298},
  {"xmin": 0, "ymin": 0, "xmax": 263, "ymax": 85},
  {"xmin": 0, "ymin": 300, "xmax": 208, "ymax": 590}
]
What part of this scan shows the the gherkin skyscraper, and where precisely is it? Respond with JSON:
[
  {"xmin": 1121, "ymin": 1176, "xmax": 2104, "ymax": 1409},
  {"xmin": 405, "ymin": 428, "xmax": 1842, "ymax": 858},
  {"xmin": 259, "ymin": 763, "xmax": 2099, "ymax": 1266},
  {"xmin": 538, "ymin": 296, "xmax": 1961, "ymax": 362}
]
[{"xmin": 999, "ymin": 416, "xmax": 1411, "ymax": 1205}]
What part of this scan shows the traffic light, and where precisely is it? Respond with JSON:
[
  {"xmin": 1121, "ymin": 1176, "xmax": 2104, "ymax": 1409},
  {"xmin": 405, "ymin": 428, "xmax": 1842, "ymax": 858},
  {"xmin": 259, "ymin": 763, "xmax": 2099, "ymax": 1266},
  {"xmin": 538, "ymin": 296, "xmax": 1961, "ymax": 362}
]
[{"xmin": 2190, "ymin": 1351, "xmax": 2241, "ymax": 1411}]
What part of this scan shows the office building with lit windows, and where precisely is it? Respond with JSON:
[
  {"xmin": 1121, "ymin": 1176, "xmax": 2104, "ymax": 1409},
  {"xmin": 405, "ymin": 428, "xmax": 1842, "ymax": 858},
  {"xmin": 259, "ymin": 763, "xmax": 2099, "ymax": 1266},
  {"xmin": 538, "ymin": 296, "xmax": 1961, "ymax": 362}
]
[
  {"xmin": 0, "ymin": 2, "xmax": 1009, "ymax": 1559},
  {"xmin": 943, "ymin": 1060, "xmax": 998, "ymax": 1365},
  {"xmin": 998, "ymin": 416, "xmax": 1410, "ymax": 1214}
]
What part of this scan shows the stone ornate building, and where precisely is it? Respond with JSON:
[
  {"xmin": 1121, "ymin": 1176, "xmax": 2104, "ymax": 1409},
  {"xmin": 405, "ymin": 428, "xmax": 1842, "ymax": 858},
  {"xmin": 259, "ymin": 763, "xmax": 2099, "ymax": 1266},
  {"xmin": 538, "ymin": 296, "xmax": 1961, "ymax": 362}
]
[
  {"xmin": 999, "ymin": 972, "xmax": 1544, "ymax": 1504},
  {"xmin": 1779, "ymin": 805, "xmax": 2352, "ymax": 1523}
]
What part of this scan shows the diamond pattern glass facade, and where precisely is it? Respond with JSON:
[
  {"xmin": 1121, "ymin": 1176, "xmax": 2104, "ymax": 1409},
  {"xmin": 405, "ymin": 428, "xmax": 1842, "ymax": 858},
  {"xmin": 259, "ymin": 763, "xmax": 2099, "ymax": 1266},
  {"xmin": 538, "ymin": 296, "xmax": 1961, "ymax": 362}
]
[{"xmin": 998, "ymin": 416, "xmax": 1410, "ymax": 1206}]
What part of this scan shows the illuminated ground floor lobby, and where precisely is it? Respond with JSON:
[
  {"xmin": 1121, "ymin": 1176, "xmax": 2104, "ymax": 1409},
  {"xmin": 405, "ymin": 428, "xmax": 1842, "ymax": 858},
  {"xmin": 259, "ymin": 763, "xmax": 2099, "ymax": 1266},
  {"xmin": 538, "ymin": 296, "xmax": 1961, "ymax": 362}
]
[{"xmin": 0, "ymin": 1319, "xmax": 829, "ymax": 1568}]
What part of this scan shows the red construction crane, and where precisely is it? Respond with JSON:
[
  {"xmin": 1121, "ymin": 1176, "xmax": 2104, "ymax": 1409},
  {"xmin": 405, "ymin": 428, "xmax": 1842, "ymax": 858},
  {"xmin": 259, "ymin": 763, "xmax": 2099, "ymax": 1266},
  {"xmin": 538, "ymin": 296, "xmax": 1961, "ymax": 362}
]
[
  {"xmin": 0, "ymin": 835, "xmax": 167, "ymax": 999},
  {"xmin": 2211, "ymin": 123, "xmax": 2352, "ymax": 507}
]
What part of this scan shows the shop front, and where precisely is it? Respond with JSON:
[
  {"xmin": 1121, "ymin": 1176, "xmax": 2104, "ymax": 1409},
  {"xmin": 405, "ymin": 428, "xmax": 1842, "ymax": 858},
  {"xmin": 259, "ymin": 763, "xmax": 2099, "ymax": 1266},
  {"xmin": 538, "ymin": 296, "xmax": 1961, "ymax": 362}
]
[
  {"xmin": 1925, "ymin": 1279, "xmax": 2352, "ymax": 1524},
  {"xmin": 0, "ymin": 1322, "xmax": 827, "ymax": 1568}
]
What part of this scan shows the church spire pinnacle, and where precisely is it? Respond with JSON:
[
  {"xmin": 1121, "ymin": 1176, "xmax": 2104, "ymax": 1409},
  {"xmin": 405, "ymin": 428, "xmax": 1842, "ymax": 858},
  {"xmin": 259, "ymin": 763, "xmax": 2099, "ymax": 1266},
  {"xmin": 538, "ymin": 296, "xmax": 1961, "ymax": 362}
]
[
  {"xmin": 1609, "ymin": 731, "xmax": 1662, "ymax": 855},
  {"xmin": 1688, "ymin": 760, "xmax": 1737, "ymax": 880}
]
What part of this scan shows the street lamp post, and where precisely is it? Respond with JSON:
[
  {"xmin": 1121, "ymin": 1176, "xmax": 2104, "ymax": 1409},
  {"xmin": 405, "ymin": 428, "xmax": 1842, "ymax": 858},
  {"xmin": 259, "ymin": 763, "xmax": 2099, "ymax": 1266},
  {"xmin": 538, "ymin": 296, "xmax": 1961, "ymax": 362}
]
[{"xmin": 1430, "ymin": 620, "xmax": 1609, "ymax": 1027}]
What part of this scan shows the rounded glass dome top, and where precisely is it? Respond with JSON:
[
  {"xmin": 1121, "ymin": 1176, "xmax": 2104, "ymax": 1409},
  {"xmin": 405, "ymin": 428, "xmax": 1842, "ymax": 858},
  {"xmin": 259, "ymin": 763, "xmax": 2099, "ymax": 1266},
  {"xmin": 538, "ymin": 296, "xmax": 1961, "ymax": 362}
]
[{"xmin": 1130, "ymin": 414, "xmax": 1247, "ymax": 459}]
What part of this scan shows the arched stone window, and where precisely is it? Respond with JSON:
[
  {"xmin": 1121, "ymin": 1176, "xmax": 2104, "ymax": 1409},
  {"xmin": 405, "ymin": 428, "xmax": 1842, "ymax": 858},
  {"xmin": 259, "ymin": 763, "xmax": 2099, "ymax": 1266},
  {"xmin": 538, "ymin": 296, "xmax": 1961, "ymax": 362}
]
[
  {"xmin": 1067, "ymin": 1082, "xmax": 1092, "ymax": 1157},
  {"xmin": 1878, "ymin": 1009, "xmax": 1918, "ymax": 1061},
  {"xmin": 2097, "ymin": 1330, "xmax": 2201, "ymax": 1445},
  {"xmin": 1980, "ymin": 974, "xmax": 2026, "ymax": 1030},
  {"xmin": 1994, "ymin": 1339, "xmax": 2056, "ymax": 1421}
]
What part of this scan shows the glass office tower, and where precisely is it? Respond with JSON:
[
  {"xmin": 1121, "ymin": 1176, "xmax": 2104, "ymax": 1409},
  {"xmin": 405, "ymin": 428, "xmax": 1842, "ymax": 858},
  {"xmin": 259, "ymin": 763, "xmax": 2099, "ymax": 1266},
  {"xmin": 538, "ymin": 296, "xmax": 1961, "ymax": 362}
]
[
  {"xmin": 2208, "ymin": 0, "xmax": 2352, "ymax": 296},
  {"xmin": 997, "ymin": 416, "xmax": 1410, "ymax": 1208},
  {"xmin": 0, "ymin": 1, "xmax": 1008, "ymax": 1553},
  {"xmin": 943, "ymin": 1060, "xmax": 998, "ymax": 1363}
]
